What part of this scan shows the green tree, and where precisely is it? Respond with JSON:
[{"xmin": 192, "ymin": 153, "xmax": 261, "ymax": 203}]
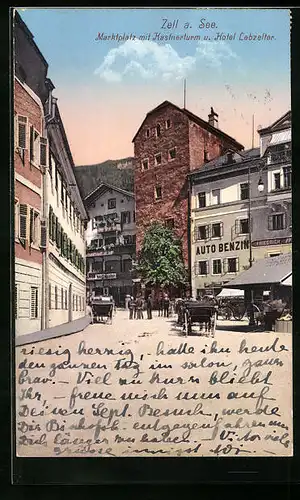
[{"xmin": 136, "ymin": 222, "xmax": 187, "ymax": 287}]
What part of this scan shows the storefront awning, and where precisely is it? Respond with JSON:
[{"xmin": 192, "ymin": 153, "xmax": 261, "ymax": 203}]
[
  {"xmin": 217, "ymin": 288, "xmax": 244, "ymax": 298},
  {"xmin": 281, "ymin": 274, "xmax": 292, "ymax": 287},
  {"xmin": 223, "ymin": 253, "xmax": 292, "ymax": 289}
]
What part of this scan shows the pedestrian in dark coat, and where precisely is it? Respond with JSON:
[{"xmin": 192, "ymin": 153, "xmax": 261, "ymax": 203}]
[
  {"xmin": 147, "ymin": 295, "xmax": 153, "ymax": 319},
  {"xmin": 158, "ymin": 293, "xmax": 164, "ymax": 317},
  {"xmin": 163, "ymin": 293, "xmax": 170, "ymax": 318},
  {"xmin": 136, "ymin": 295, "xmax": 144, "ymax": 319}
]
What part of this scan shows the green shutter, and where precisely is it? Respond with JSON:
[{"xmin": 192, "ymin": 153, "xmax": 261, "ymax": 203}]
[{"xmin": 49, "ymin": 206, "xmax": 53, "ymax": 240}]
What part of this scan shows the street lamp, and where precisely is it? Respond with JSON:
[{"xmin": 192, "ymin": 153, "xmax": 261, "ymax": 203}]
[{"xmin": 247, "ymin": 162, "xmax": 265, "ymax": 326}]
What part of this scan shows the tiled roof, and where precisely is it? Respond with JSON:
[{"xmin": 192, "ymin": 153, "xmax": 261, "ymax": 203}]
[{"xmin": 190, "ymin": 147, "xmax": 261, "ymax": 177}]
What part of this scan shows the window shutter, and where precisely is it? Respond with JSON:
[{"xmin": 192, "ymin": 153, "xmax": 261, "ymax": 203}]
[
  {"xmin": 268, "ymin": 215, "xmax": 273, "ymax": 231},
  {"xmin": 30, "ymin": 287, "xmax": 38, "ymax": 319},
  {"xmin": 235, "ymin": 219, "xmax": 240, "ymax": 235},
  {"xmin": 40, "ymin": 218, "xmax": 47, "ymax": 249},
  {"xmin": 40, "ymin": 137, "xmax": 47, "ymax": 167},
  {"xmin": 19, "ymin": 204, "xmax": 28, "ymax": 240},
  {"xmin": 236, "ymin": 257, "xmax": 240, "ymax": 272},
  {"xmin": 223, "ymin": 258, "xmax": 228, "ymax": 274},
  {"xmin": 206, "ymin": 224, "xmax": 211, "ymax": 239},
  {"xmin": 220, "ymin": 222, "xmax": 224, "ymax": 237},
  {"xmin": 30, "ymin": 126, "xmax": 34, "ymax": 161},
  {"xmin": 29, "ymin": 207, "xmax": 34, "ymax": 243},
  {"xmin": 48, "ymin": 206, "xmax": 53, "ymax": 240},
  {"xmin": 18, "ymin": 116, "xmax": 27, "ymax": 149},
  {"xmin": 206, "ymin": 261, "xmax": 209, "ymax": 275}
]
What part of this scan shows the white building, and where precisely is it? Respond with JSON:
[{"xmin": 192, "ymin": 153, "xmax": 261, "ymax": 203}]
[
  {"xmin": 46, "ymin": 96, "xmax": 88, "ymax": 328},
  {"xmin": 85, "ymin": 184, "xmax": 136, "ymax": 306}
]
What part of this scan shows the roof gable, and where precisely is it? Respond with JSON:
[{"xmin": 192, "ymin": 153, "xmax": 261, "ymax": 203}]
[
  {"xmin": 258, "ymin": 111, "xmax": 291, "ymax": 135},
  {"xmin": 84, "ymin": 182, "xmax": 134, "ymax": 205},
  {"xmin": 132, "ymin": 100, "xmax": 244, "ymax": 150}
]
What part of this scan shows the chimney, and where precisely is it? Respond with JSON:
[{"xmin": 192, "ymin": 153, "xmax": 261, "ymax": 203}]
[{"xmin": 208, "ymin": 107, "xmax": 219, "ymax": 128}]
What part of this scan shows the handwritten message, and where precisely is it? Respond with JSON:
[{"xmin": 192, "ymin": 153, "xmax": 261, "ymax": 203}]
[{"xmin": 15, "ymin": 332, "xmax": 293, "ymax": 457}]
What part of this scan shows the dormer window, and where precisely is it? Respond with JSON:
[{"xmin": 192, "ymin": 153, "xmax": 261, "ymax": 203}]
[
  {"xmin": 166, "ymin": 119, "xmax": 171, "ymax": 129},
  {"xmin": 156, "ymin": 124, "xmax": 161, "ymax": 137}
]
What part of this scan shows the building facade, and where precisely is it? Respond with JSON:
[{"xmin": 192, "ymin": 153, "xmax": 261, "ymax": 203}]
[
  {"xmin": 46, "ymin": 100, "xmax": 88, "ymax": 328},
  {"xmin": 132, "ymin": 101, "xmax": 244, "ymax": 269},
  {"xmin": 85, "ymin": 184, "xmax": 136, "ymax": 306},
  {"xmin": 14, "ymin": 12, "xmax": 49, "ymax": 336},
  {"xmin": 14, "ymin": 11, "xmax": 88, "ymax": 336},
  {"xmin": 190, "ymin": 111, "xmax": 292, "ymax": 297}
]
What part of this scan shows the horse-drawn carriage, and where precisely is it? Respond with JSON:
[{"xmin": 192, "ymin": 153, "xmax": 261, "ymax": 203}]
[
  {"xmin": 90, "ymin": 296, "xmax": 114, "ymax": 324},
  {"xmin": 177, "ymin": 300, "xmax": 217, "ymax": 337}
]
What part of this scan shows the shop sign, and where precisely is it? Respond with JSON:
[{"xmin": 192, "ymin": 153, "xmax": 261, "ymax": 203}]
[
  {"xmin": 252, "ymin": 237, "xmax": 292, "ymax": 247},
  {"xmin": 196, "ymin": 240, "xmax": 249, "ymax": 255}
]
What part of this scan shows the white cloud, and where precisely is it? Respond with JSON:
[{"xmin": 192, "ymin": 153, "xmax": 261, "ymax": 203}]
[
  {"xmin": 95, "ymin": 39, "xmax": 238, "ymax": 83},
  {"xmin": 95, "ymin": 39, "xmax": 196, "ymax": 82},
  {"xmin": 195, "ymin": 41, "xmax": 238, "ymax": 69}
]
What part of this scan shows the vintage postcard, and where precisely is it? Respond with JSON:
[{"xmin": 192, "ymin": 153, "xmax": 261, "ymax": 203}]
[{"xmin": 13, "ymin": 7, "xmax": 292, "ymax": 462}]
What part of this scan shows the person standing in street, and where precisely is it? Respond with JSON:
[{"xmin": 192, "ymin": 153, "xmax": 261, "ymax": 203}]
[
  {"xmin": 136, "ymin": 295, "xmax": 144, "ymax": 319},
  {"xmin": 128, "ymin": 296, "xmax": 135, "ymax": 319},
  {"xmin": 163, "ymin": 292, "xmax": 170, "ymax": 318},
  {"xmin": 147, "ymin": 294, "xmax": 153, "ymax": 320},
  {"xmin": 158, "ymin": 292, "xmax": 164, "ymax": 317}
]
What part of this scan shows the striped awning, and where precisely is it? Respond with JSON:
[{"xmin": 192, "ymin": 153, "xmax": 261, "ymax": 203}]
[{"xmin": 269, "ymin": 130, "xmax": 291, "ymax": 145}]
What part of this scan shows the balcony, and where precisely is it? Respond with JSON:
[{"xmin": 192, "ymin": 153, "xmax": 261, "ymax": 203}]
[
  {"xmin": 86, "ymin": 243, "xmax": 136, "ymax": 257},
  {"xmin": 267, "ymin": 149, "xmax": 291, "ymax": 165}
]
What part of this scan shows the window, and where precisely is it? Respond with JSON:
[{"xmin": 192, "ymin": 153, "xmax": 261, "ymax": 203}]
[
  {"xmin": 61, "ymin": 288, "xmax": 64, "ymax": 309},
  {"xmin": 212, "ymin": 259, "xmax": 222, "ymax": 275},
  {"xmin": 228, "ymin": 258, "xmax": 238, "ymax": 273},
  {"xmin": 19, "ymin": 204, "xmax": 28, "ymax": 241},
  {"xmin": 15, "ymin": 199, "xmax": 19, "ymax": 239},
  {"xmin": 108, "ymin": 198, "xmax": 116, "ymax": 209},
  {"xmin": 124, "ymin": 234, "xmax": 136, "ymax": 245},
  {"xmin": 197, "ymin": 225, "xmax": 209, "ymax": 240},
  {"xmin": 29, "ymin": 127, "xmax": 40, "ymax": 164},
  {"xmin": 155, "ymin": 153, "xmax": 162, "ymax": 166},
  {"xmin": 49, "ymin": 284, "xmax": 52, "ymax": 310},
  {"xmin": 198, "ymin": 261, "xmax": 208, "ymax": 276},
  {"xmin": 240, "ymin": 183, "xmax": 249, "ymax": 200},
  {"xmin": 283, "ymin": 166, "xmax": 291, "ymax": 189},
  {"xmin": 211, "ymin": 222, "xmax": 223, "ymax": 238},
  {"xmin": 169, "ymin": 148, "xmax": 176, "ymax": 160},
  {"xmin": 155, "ymin": 186, "xmax": 162, "ymax": 200},
  {"xmin": 274, "ymin": 173, "xmax": 281, "ymax": 190},
  {"xmin": 165, "ymin": 218, "xmax": 174, "ymax": 229},
  {"xmin": 133, "ymin": 211, "xmax": 136, "ymax": 223},
  {"xmin": 16, "ymin": 115, "xmax": 28, "ymax": 149},
  {"xmin": 30, "ymin": 286, "xmax": 38, "ymax": 319},
  {"xmin": 142, "ymin": 159, "xmax": 149, "ymax": 171},
  {"xmin": 198, "ymin": 192, "xmax": 206, "ymax": 208},
  {"xmin": 64, "ymin": 289, "xmax": 68, "ymax": 309},
  {"xmin": 55, "ymin": 286, "xmax": 58, "ymax": 310},
  {"xmin": 14, "ymin": 285, "xmax": 18, "ymax": 319},
  {"xmin": 269, "ymin": 253, "xmax": 281, "ymax": 258},
  {"xmin": 166, "ymin": 119, "xmax": 171, "ymax": 129},
  {"xmin": 211, "ymin": 189, "xmax": 220, "ymax": 205},
  {"xmin": 269, "ymin": 213, "xmax": 286, "ymax": 231},
  {"xmin": 239, "ymin": 218, "xmax": 249, "ymax": 234},
  {"xmin": 40, "ymin": 137, "xmax": 47, "ymax": 167},
  {"xmin": 104, "ymin": 236, "xmax": 116, "ymax": 246},
  {"xmin": 121, "ymin": 211, "xmax": 131, "ymax": 224},
  {"xmin": 146, "ymin": 129, "xmax": 150, "ymax": 138},
  {"xmin": 156, "ymin": 124, "xmax": 161, "ymax": 137},
  {"xmin": 29, "ymin": 208, "xmax": 40, "ymax": 246}
]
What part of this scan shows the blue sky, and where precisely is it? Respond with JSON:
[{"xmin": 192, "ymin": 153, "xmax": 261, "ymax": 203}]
[{"xmin": 16, "ymin": 8, "xmax": 291, "ymax": 164}]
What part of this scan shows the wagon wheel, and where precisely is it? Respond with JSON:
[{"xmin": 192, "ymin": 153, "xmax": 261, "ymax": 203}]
[
  {"xmin": 221, "ymin": 305, "xmax": 234, "ymax": 320},
  {"xmin": 233, "ymin": 308, "xmax": 244, "ymax": 321}
]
